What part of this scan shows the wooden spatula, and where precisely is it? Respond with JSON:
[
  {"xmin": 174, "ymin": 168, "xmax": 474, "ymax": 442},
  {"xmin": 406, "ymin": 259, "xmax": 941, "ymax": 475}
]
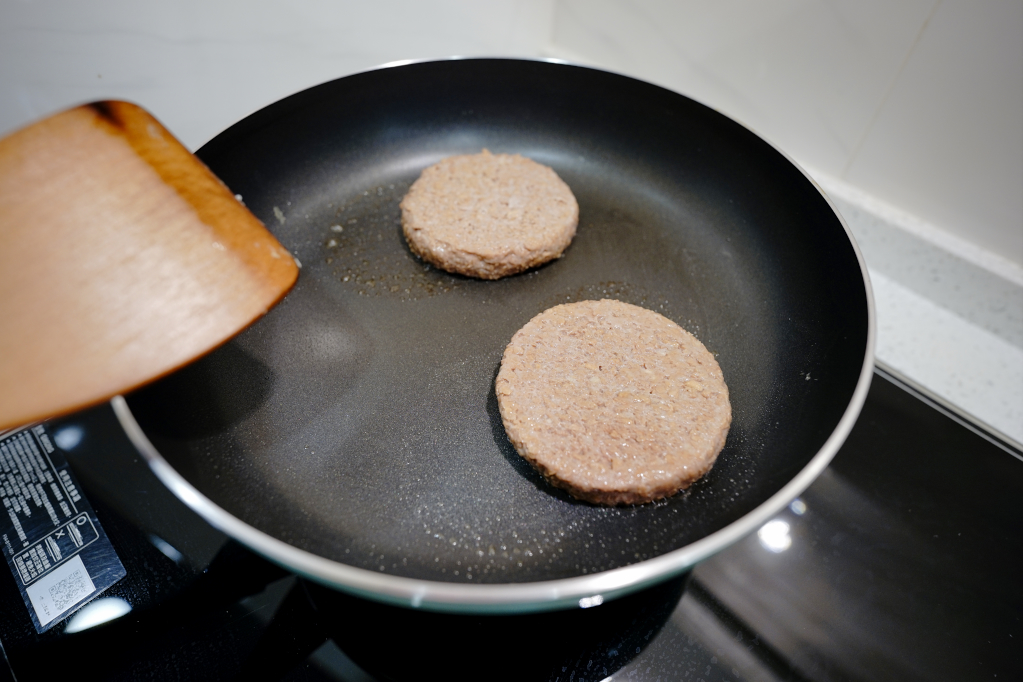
[{"xmin": 0, "ymin": 101, "xmax": 299, "ymax": 431}]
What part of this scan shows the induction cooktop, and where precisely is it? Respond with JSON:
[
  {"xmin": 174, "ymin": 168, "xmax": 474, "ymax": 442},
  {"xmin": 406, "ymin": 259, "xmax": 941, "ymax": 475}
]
[{"xmin": 0, "ymin": 366, "xmax": 1020, "ymax": 681}]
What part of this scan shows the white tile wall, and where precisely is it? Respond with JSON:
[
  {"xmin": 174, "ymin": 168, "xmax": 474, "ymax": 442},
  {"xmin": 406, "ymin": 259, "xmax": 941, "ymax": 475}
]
[
  {"xmin": 0, "ymin": 0, "xmax": 555, "ymax": 150},
  {"xmin": 843, "ymin": 0, "xmax": 1023, "ymax": 265},
  {"xmin": 551, "ymin": 0, "xmax": 937, "ymax": 176},
  {"xmin": 548, "ymin": 0, "xmax": 1023, "ymax": 267}
]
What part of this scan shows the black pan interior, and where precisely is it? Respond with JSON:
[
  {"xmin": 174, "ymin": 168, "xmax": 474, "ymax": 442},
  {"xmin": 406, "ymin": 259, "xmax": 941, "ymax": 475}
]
[{"xmin": 128, "ymin": 59, "xmax": 868, "ymax": 584}]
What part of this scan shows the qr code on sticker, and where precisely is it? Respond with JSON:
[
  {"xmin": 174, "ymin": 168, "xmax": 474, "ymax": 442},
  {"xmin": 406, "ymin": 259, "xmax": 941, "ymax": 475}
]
[{"xmin": 48, "ymin": 568, "xmax": 90, "ymax": 612}]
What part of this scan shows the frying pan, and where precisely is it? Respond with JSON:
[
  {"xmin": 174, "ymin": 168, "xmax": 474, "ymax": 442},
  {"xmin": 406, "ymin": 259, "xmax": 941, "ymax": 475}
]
[{"xmin": 114, "ymin": 58, "xmax": 875, "ymax": 613}]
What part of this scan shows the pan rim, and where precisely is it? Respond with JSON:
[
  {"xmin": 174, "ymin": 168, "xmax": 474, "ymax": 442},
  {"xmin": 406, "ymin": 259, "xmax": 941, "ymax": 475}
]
[{"xmin": 113, "ymin": 57, "xmax": 877, "ymax": 613}]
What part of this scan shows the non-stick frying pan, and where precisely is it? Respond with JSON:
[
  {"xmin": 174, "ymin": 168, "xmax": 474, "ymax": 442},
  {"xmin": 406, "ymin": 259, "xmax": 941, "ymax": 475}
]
[{"xmin": 114, "ymin": 58, "xmax": 874, "ymax": 613}]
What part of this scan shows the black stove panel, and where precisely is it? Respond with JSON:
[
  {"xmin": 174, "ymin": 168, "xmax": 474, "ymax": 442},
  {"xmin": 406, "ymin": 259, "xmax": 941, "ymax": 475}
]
[{"xmin": 1, "ymin": 369, "xmax": 1019, "ymax": 681}]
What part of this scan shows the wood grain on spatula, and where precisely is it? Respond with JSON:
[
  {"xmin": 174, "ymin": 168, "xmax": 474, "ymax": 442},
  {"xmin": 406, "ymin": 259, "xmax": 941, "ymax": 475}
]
[{"xmin": 0, "ymin": 101, "xmax": 299, "ymax": 431}]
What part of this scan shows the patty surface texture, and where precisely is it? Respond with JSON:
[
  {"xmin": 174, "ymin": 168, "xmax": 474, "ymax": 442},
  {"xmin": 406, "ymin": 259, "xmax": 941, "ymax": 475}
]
[
  {"xmin": 496, "ymin": 299, "xmax": 731, "ymax": 505},
  {"xmin": 400, "ymin": 150, "xmax": 578, "ymax": 279}
]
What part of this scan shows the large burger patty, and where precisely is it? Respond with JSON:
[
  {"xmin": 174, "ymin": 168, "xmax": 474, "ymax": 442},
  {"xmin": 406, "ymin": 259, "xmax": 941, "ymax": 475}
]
[{"xmin": 496, "ymin": 299, "xmax": 732, "ymax": 505}]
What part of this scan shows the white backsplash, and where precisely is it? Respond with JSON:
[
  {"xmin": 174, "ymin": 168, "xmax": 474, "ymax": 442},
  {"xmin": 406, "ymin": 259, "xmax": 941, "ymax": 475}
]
[
  {"xmin": 547, "ymin": 0, "xmax": 1022, "ymax": 268},
  {"xmin": 0, "ymin": 0, "xmax": 556, "ymax": 150}
]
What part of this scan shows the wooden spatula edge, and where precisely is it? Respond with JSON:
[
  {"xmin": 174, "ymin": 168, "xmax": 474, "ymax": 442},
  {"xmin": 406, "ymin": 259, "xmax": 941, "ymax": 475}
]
[{"xmin": 0, "ymin": 101, "xmax": 299, "ymax": 431}]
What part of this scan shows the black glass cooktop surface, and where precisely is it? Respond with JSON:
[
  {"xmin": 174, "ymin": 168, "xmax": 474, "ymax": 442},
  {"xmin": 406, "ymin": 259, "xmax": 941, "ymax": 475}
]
[{"xmin": 1, "ymin": 368, "xmax": 1020, "ymax": 681}]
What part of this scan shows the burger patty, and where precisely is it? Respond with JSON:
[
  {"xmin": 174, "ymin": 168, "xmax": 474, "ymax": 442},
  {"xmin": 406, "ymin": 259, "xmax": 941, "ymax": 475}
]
[
  {"xmin": 400, "ymin": 150, "xmax": 578, "ymax": 279},
  {"xmin": 496, "ymin": 299, "xmax": 731, "ymax": 505}
]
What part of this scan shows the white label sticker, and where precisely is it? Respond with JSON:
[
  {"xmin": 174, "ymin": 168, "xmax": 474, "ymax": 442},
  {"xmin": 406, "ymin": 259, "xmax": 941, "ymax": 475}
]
[{"xmin": 25, "ymin": 554, "xmax": 96, "ymax": 627}]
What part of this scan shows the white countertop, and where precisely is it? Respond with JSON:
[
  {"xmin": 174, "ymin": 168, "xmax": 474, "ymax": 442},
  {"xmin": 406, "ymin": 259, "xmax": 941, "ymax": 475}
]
[{"xmin": 813, "ymin": 171, "xmax": 1023, "ymax": 446}]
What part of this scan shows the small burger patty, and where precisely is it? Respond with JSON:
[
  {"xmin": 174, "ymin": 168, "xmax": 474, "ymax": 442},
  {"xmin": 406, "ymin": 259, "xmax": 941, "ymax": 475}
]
[
  {"xmin": 400, "ymin": 150, "xmax": 578, "ymax": 279},
  {"xmin": 496, "ymin": 300, "xmax": 731, "ymax": 505}
]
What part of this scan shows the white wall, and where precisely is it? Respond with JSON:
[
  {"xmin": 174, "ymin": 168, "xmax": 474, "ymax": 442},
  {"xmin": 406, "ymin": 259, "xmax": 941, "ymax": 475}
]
[
  {"xmin": 2, "ymin": 0, "xmax": 1020, "ymax": 266},
  {"xmin": 548, "ymin": 0, "xmax": 1023, "ymax": 267},
  {"xmin": 0, "ymin": 0, "xmax": 554, "ymax": 149}
]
